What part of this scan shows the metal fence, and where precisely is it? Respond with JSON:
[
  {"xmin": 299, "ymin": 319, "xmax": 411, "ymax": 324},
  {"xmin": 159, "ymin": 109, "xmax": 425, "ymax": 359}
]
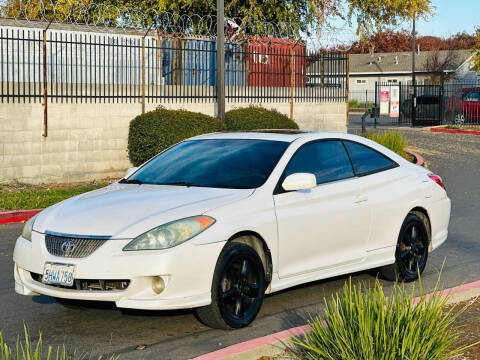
[
  {"xmin": 371, "ymin": 80, "xmax": 480, "ymax": 127},
  {"xmin": 0, "ymin": 25, "xmax": 348, "ymax": 104}
]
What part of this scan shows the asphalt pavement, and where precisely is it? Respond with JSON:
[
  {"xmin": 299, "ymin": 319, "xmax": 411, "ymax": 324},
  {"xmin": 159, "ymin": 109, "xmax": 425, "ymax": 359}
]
[{"xmin": 0, "ymin": 124, "xmax": 479, "ymax": 359}]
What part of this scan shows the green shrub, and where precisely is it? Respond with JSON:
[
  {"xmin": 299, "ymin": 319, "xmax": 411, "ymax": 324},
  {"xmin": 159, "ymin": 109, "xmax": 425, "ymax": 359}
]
[
  {"xmin": 363, "ymin": 131, "xmax": 407, "ymax": 158},
  {"xmin": 0, "ymin": 326, "xmax": 117, "ymax": 360},
  {"xmin": 225, "ymin": 106, "xmax": 299, "ymax": 131},
  {"xmin": 128, "ymin": 108, "xmax": 225, "ymax": 166},
  {"xmin": 291, "ymin": 279, "xmax": 472, "ymax": 360}
]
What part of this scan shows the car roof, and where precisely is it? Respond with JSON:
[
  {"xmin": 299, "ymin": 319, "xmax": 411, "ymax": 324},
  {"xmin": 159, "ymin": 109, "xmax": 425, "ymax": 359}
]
[{"xmin": 190, "ymin": 130, "xmax": 352, "ymax": 143}]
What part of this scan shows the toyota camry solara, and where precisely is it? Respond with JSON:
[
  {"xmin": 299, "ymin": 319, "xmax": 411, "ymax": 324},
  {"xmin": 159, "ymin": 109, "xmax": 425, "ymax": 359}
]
[{"xmin": 13, "ymin": 131, "xmax": 451, "ymax": 329}]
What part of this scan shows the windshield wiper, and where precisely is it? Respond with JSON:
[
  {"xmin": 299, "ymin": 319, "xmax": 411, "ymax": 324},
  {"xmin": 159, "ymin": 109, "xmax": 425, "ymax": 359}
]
[
  {"xmin": 158, "ymin": 181, "xmax": 196, "ymax": 187},
  {"xmin": 119, "ymin": 178, "xmax": 143, "ymax": 185}
]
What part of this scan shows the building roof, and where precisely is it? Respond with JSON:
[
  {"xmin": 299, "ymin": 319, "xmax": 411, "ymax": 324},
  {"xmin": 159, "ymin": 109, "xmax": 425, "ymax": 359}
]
[{"xmin": 349, "ymin": 50, "xmax": 472, "ymax": 75}]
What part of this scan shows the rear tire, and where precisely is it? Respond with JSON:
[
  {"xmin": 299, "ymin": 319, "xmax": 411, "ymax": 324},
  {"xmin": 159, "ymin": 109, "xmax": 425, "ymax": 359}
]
[
  {"xmin": 195, "ymin": 242, "xmax": 265, "ymax": 329},
  {"xmin": 380, "ymin": 212, "xmax": 430, "ymax": 282}
]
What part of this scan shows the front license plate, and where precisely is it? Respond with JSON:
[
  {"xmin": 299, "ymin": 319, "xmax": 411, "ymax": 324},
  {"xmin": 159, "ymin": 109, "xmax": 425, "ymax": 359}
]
[{"xmin": 42, "ymin": 263, "xmax": 75, "ymax": 287}]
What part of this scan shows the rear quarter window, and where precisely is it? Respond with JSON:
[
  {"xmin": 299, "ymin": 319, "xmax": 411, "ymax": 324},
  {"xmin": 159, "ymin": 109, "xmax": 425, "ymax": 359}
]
[{"xmin": 343, "ymin": 141, "xmax": 397, "ymax": 176}]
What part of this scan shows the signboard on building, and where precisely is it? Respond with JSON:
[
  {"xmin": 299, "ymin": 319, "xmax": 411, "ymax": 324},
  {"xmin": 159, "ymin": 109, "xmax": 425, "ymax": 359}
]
[
  {"xmin": 390, "ymin": 86, "xmax": 400, "ymax": 118},
  {"xmin": 380, "ymin": 87, "xmax": 390, "ymax": 115}
]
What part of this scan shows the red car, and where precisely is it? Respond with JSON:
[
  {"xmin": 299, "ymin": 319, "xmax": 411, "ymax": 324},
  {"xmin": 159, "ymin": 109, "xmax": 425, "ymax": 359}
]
[{"xmin": 446, "ymin": 87, "xmax": 480, "ymax": 124}]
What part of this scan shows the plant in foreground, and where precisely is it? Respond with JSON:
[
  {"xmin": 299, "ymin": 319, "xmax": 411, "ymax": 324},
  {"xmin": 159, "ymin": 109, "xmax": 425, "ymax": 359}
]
[
  {"xmin": 0, "ymin": 326, "xmax": 117, "ymax": 360},
  {"xmin": 291, "ymin": 278, "xmax": 476, "ymax": 360}
]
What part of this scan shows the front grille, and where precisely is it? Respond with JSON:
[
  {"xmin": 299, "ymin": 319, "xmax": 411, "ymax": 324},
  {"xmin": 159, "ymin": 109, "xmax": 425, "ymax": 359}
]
[
  {"xmin": 30, "ymin": 272, "xmax": 130, "ymax": 291},
  {"xmin": 45, "ymin": 233, "xmax": 108, "ymax": 258}
]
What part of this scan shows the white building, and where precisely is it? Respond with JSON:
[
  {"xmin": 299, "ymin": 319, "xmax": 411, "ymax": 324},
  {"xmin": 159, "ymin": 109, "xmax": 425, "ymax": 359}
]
[{"xmin": 349, "ymin": 49, "xmax": 477, "ymax": 103}]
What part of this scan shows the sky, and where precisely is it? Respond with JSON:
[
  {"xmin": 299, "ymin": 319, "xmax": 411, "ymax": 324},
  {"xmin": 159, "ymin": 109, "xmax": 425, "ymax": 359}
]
[{"xmin": 416, "ymin": 0, "xmax": 480, "ymax": 37}]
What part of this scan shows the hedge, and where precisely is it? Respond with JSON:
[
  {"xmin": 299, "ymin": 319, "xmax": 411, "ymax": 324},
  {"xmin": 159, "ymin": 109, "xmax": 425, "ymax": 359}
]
[
  {"xmin": 225, "ymin": 106, "xmax": 299, "ymax": 131},
  {"xmin": 127, "ymin": 108, "xmax": 225, "ymax": 166}
]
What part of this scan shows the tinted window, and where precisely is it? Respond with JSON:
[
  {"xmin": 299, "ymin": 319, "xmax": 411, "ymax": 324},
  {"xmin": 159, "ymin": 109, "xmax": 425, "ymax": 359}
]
[
  {"xmin": 343, "ymin": 141, "xmax": 395, "ymax": 176},
  {"xmin": 284, "ymin": 140, "xmax": 354, "ymax": 185},
  {"xmin": 128, "ymin": 139, "xmax": 289, "ymax": 189},
  {"xmin": 466, "ymin": 91, "xmax": 480, "ymax": 101}
]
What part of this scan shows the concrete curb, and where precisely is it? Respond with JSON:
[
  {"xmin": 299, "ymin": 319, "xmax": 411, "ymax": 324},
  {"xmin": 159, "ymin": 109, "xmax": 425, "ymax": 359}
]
[
  {"xmin": 405, "ymin": 148, "xmax": 425, "ymax": 167},
  {"xmin": 192, "ymin": 280, "xmax": 480, "ymax": 360},
  {"xmin": 430, "ymin": 127, "xmax": 480, "ymax": 136},
  {"xmin": 0, "ymin": 209, "xmax": 42, "ymax": 224}
]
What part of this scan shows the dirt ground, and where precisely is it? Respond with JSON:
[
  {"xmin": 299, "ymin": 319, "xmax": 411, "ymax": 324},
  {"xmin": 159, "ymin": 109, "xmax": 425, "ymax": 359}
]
[{"xmin": 452, "ymin": 297, "xmax": 480, "ymax": 359}]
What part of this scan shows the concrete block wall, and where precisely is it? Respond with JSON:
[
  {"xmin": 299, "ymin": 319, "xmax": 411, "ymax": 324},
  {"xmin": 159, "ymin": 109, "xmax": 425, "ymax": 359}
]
[{"xmin": 0, "ymin": 100, "xmax": 347, "ymax": 184}]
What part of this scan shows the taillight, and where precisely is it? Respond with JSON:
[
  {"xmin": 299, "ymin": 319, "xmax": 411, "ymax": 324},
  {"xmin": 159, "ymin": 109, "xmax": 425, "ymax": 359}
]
[{"xmin": 428, "ymin": 173, "xmax": 446, "ymax": 190}]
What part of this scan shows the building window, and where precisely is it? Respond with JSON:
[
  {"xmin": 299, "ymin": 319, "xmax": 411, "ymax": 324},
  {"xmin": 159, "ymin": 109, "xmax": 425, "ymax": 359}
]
[
  {"xmin": 356, "ymin": 79, "xmax": 367, "ymax": 84},
  {"xmin": 387, "ymin": 79, "xmax": 398, "ymax": 83}
]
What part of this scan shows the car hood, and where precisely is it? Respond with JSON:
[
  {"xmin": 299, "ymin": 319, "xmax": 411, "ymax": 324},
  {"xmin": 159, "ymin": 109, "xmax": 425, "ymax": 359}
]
[{"xmin": 34, "ymin": 183, "xmax": 254, "ymax": 238}]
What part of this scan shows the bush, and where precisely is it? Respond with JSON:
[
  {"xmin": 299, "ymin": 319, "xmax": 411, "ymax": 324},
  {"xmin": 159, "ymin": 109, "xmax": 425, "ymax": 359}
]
[
  {"xmin": 291, "ymin": 279, "xmax": 471, "ymax": 360},
  {"xmin": 128, "ymin": 108, "xmax": 225, "ymax": 166},
  {"xmin": 0, "ymin": 326, "xmax": 117, "ymax": 360},
  {"xmin": 225, "ymin": 106, "xmax": 299, "ymax": 131},
  {"xmin": 363, "ymin": 131, "xmax": 407, "ymax": 158}
]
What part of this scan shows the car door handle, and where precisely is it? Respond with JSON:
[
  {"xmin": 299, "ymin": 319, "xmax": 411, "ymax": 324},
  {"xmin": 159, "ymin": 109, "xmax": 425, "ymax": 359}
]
[{"xmin": 354, "ymin": 195, "xmax": 368, "ymax": 204}]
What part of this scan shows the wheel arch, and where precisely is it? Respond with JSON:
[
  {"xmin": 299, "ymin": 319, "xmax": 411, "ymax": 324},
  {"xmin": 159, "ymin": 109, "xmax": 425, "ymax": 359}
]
[
  {"xmin": 226, "ymin": 231, "xmax": 273, "ymax": 286},
  {"xmin": 409, "ymin": 206, "xmax": 432, "ymax": 250}
]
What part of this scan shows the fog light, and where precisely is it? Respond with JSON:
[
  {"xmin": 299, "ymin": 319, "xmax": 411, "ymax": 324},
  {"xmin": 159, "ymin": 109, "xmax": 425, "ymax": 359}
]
[{"xmin": 152, "ymin": 276, "xmax": 165, "ymax": 294}]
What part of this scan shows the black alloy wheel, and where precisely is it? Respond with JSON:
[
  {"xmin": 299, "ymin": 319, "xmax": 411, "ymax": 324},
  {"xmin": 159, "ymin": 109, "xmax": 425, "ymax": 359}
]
[
  {"xmin": 380, "ymin": 212, "xmax": 430, "ymax": 282},
  {"xmin": 195, "ymin": 242, "xmax": 265, "ymax": 329},
  {"xmin": 396, "ymin": 221, "xmax": 428, "ymax": 279}
]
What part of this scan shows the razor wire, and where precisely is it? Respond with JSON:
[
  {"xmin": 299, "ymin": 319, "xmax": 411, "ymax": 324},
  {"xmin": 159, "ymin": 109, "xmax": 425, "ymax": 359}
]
[
  {"xmin": 1, "ymin": 0, "xmax": 298, "ymax": 38},
  {"xmin": 0, "ymin": 0, "xmax": 358, "ymax": 50}
]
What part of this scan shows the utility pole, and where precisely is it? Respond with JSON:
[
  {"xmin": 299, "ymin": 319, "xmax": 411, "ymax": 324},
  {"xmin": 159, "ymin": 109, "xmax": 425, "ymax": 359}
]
[
  {"xmin": 411, "ymin": 12, "xmax": 416, "ymax": 126},
  {"xmin": 216, "ymin": 0, "xmax": 225, "ymax": 122}
]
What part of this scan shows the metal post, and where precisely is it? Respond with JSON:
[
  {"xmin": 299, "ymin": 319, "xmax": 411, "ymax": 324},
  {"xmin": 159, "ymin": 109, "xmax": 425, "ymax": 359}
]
[
  {"xmin": 216, "ymin": 0, "xmax": 225, "ymax": 122},
  {"xmin": 411, "ymin": 13, "xmax": 416, "ymax": 126},
  {"xmin": 141, "ymin": 36, "xmax": 146, "ymax": 114},
  {"xmin": 141, "ymin": 26, "xmax": 153, "ymax": 114},
  {"xmin": 374, "ymin": 81, "xmax": 378, "ymax": 128},
  {"xmin": 346, "ymin": 53, "xmax": 350, "ymax": 126},
  {"xmin": 42, "ymin": 29, "xmax": 47, "ymax": 137},
  {"xmin": 290, "ymin": 49, "xmax": 294, "ymax": 121},
  {"xmin": 42, "ymin": 20, "xmax": 52, "ymax": 137}
]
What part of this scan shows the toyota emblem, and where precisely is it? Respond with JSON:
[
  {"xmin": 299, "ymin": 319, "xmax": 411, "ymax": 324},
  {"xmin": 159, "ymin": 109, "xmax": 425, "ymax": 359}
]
[{"xmin": 61, "ymin": 240, "xmax": 76, "ymax": 254}]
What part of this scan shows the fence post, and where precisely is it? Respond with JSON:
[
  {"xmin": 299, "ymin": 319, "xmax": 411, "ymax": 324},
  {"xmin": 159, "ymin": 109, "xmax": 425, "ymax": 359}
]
[
  {"xmin": 346, "ymin": 54, "xmax": 350, "ymax": 126},
  {"xmin": 320, "ymin": 55, "xmax": 324, "ymax": 87},
  {"xmin": 374, "ymin": 81, "xmax": 378, "ymax": 128},
  {"xmin": 42, "ymin": 21, "xmax": 52, "ymax": 137},
  {"xmin": 290, "ymin": 49, "xmax": 294, "ymax": 121},
  {"xmin": 141, "ymin": 36, "xmax": 145, "ymax": 114},
  {"xmin": 216, "ymin": 0, "xmax": 226, "ymax": 122},
  {"xmin": 141, "ymin": 27, "xmax": 153, "ymax": 114}
]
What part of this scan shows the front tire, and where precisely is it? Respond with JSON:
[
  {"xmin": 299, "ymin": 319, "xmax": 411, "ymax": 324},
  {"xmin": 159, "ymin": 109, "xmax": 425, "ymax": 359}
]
[
  {"xmin": 380, "ymin": 212, "xmax": 430, "ymax": 282},
  {"xmin": 195, "ymin": 242, "xmax": 265, "ymax": 329}
]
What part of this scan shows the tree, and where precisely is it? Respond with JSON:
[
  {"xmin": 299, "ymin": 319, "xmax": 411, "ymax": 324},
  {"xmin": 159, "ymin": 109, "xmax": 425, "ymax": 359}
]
[
  {"xmin": 330, "ymin": 29, "xmax": 478, "ymax": 54},
  {"xmin": 1, "ymin": 0, "xmax": 431, "ymax": 39},
  {"xmin": 425, "ymin": 49, "xmax": 460, "ymax": 83},
  {"xmin": 472, "ymin": 28, "xmax": 480, "ymax": 72}
]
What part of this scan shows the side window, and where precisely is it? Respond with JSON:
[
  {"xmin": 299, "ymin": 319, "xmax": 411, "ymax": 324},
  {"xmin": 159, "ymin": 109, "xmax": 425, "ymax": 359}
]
[
  {"xmin": 284, "ymin": 140, "xmax": 354, "ymax": 185},
  {"xmin": 466, "ymin": 91, "xmax": 480, "ymax": 101},
  {"xmin": 343, "ymin": 141, "xmax": 396, "ymax": 176}
]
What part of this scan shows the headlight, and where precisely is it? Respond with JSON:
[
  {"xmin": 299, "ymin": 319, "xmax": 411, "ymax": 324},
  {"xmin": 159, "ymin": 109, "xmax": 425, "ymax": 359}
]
[
  {"xmin": 123, "ymin": 216, "xmax": 215, "ymax": 251},
  {"xmin": 21, "ymin": 215, "xmax": 38, "ymax": 242}
]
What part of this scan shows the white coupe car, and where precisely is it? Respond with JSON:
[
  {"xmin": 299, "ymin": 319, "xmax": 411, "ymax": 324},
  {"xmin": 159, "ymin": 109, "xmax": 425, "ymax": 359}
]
[{"xmin": 13, "ymin": 131, "xmax": 450, "ymax": 329}]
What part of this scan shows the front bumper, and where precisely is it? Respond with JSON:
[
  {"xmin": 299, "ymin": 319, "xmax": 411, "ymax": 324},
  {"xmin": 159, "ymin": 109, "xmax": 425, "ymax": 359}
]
[{"xmin": 13, "ymin": 232, "xmax": 225, "ymax": 310}]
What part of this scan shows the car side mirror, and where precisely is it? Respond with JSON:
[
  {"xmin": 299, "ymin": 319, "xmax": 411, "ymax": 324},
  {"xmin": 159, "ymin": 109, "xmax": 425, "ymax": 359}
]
[
  {"xmin": 282, "ymin": 173, "xmax": 317, "ymax": 191},
  {"xmin": 125, "ymin": 167, "xmax": 138, "ymax": 178}
]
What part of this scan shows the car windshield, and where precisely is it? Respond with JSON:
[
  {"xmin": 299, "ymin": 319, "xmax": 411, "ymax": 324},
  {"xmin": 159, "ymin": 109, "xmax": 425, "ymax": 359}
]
[{"xmin": 127, "ymin": 139, "xmax": 290, "ymax": 189}]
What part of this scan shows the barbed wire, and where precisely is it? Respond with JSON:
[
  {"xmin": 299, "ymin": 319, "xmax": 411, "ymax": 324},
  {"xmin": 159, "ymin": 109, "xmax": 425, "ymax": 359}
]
[
  {"xmin": 0, "ymin": 0, "xmax": 357, "ymax": 51},
  {"xmin": 0, "ymin": 0, "xmax": 301, "ymax": 38}
]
